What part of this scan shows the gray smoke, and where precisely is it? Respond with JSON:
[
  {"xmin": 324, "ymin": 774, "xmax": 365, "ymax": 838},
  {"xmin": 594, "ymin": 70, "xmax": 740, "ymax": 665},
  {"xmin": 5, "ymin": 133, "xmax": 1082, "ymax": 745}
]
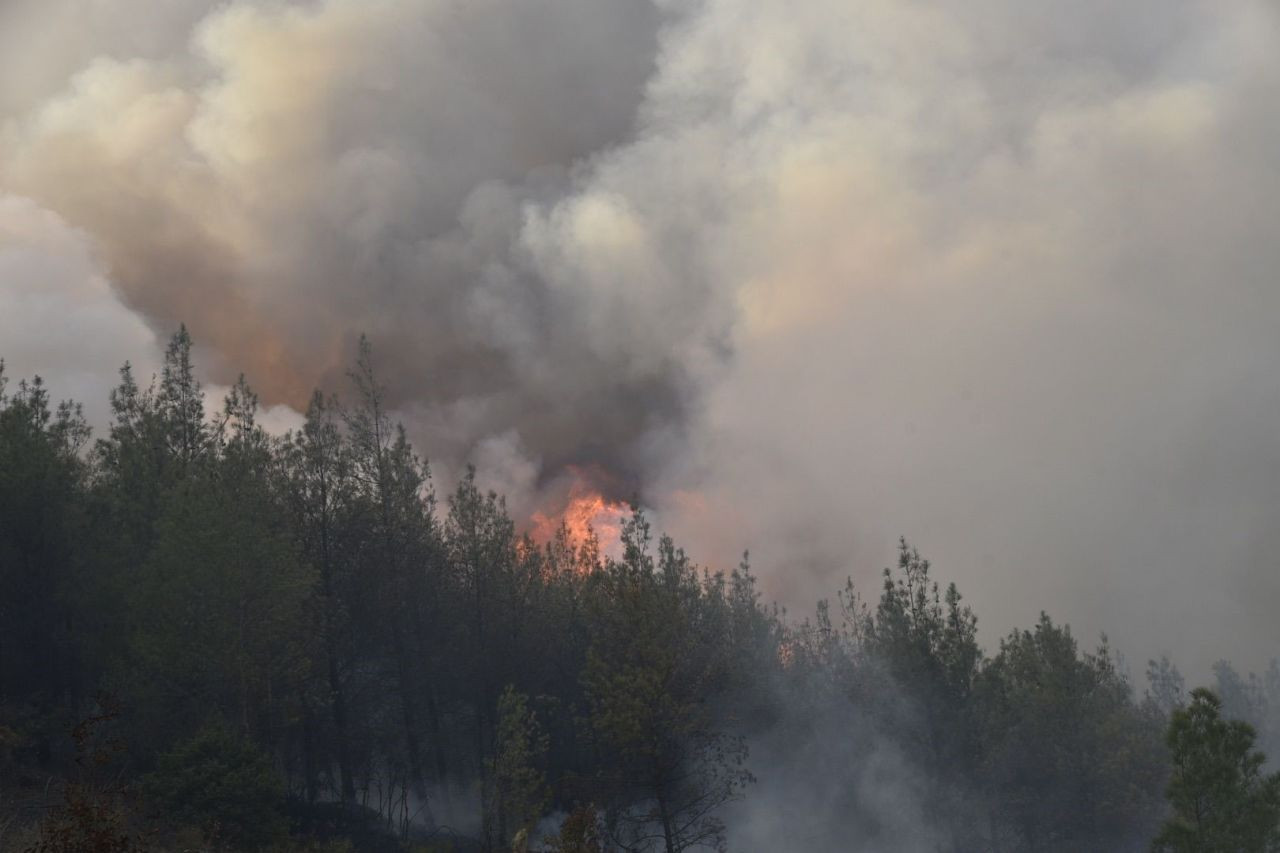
[
  {"xmin": 3, "ymin": 0, "xmax": 1280, "ymax": 676},
  {"xmin": 1, "ymin": 0, "xmax": 674, "ymax": 493}
]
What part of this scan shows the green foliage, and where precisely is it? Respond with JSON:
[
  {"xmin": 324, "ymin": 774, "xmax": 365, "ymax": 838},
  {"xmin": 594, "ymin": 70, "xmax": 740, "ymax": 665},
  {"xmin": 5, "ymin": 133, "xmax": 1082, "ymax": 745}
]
[
  {"xmin": 142, "ymin": 720, "xmax": 287, "ymax": 849},
  {"xmin": 486, "ymin": 687, "xmax": 550, "ymax": 846},
  {"xmin": 977, "ymin": 615, "xmax": 1166, "ymax": 850},
  {"xmin": 3, "ymin": 330, "xmax": 1248, "ymax": 851},
  {"xmin": 863, "ymin": 540, "xmax": 982, "ymax": 708},
  {"xmin": 582, "ymin": 514, "xmax": 752, "ymax": 852},
  {"xmin": 157, "ymin": 325, "xmax": 210, "ymax": 467},
  {"xmin": 0, "ymin": 365, "xmax": 90, "ymax": 726},
  {"xmin": 1153, "ymin": 688, "xmax": 1280, "ymax": 852},
  {"xmin": 1146, "ymin": 656, "xmax": 1187, "ymax": 718},
  {"xmin": 847, "ymin": 540, "xmax": 985, "ymax": 842}
]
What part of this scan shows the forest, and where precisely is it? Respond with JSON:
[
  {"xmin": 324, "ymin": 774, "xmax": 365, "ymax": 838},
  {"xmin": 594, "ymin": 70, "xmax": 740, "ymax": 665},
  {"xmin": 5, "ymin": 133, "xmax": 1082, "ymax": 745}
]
[{"xmin": 2, "ymin": 328, "xmax": 1279, "ymax": 852}]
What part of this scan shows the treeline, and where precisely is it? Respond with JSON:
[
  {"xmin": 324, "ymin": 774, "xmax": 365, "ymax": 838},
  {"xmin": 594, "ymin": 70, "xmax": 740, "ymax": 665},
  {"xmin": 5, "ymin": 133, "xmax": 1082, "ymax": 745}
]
[{"xmin": 0, "ymin": 328, "xmax": 1277, "ymax": 852}]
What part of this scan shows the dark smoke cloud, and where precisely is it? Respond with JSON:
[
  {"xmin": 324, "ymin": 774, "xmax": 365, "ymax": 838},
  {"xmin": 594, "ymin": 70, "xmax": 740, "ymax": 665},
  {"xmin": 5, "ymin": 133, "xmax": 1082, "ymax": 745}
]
[{"xmin": 3, "ymin": 0, "xmax": 1280, "ymax": 676}]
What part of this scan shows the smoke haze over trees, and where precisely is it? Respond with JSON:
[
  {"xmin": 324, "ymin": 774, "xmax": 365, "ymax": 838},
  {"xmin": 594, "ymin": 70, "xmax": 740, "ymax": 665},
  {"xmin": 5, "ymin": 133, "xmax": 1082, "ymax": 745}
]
[
  {"xmin": 2, "ymin": 335, "xmax": 1279, "ymax": 850},
  {"xmin": 3, "ymin": 0, "xmax": 1280, "ymax": 849},
  {"xmin": 3, "ymin": 0, "xmax": 1280, "ymax": 678}
]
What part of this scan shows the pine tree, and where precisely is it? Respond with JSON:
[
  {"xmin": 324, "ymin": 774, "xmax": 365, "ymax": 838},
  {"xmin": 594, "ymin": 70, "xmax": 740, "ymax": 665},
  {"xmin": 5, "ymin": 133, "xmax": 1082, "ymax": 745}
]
[
  {"xmin": 156, "ymin": 326, "xmax": 208, "ymax": 468},
  {"xmin": 285, "ymin": 390, "xmax": 360, "ymax": 804},
  {"xmin": 0, "ymin": 367, "xmax": 90, "ymax": 748},
  {"xmin": 1153, "ymin": 688, "xmax": 1280, "ymax": 852},
  {"xmin": 583, "ymin": 513, "xmax": 751, "ymax": 853},
  {"xmin": 345, "ymin": 336, "xmax": 440, "ymax": 814}
]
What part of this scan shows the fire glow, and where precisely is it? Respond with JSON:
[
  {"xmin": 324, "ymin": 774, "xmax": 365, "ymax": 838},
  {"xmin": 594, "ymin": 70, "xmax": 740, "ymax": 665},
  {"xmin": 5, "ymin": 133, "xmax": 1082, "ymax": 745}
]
[{"xmin": 528, "ymin": 476, "xmax": 630, "ymax": 556}]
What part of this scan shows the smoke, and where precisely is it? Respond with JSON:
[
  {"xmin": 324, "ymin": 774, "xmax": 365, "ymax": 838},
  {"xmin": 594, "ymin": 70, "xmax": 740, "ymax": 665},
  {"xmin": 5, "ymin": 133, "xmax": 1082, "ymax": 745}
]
[
  {"xmin": 0, "ymin": 194, "xmax": 159, "ymax": 426},
  {"xmin": 726, "ymin": 706, "xmax": 945, "ymax": 852},
  {"xmin": 638, "ymin": 0, "xmax": 1280, "ymax": 677},
  {"xmin": 1, "ymin": 0, "xmax": 671, "ymax": 490},
  {"xmin": 3, "ymin": 0, "xmax": 1280, "ymax": 674}
]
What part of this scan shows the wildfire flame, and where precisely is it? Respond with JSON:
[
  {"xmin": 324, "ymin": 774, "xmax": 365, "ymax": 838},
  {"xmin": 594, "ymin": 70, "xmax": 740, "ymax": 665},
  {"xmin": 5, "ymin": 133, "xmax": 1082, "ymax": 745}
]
[{"xmin": 528, "ymin": 472, "xmax": 630, "ymax": 557}]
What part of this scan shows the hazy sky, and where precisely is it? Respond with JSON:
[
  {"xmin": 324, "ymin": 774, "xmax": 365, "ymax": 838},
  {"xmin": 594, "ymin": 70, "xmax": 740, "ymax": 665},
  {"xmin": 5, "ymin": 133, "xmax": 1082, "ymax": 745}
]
[{"xmin": 2, "ymin": 0, "xmax": 1278, "ymax": 677}]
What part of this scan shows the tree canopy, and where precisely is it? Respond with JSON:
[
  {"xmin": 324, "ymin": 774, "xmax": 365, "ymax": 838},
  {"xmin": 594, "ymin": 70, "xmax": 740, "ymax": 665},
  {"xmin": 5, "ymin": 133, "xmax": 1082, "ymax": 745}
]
[{"xmin": 0, "ymin": 332, "xmax": 1276, "ymax": 852}]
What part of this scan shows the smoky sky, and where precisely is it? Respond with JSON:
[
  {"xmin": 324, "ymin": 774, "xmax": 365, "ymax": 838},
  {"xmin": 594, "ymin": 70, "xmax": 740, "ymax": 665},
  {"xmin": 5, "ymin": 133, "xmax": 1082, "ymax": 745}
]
[{"xmin": 2, "ymin": 0, "xmax": 1279, "ymax": 677}]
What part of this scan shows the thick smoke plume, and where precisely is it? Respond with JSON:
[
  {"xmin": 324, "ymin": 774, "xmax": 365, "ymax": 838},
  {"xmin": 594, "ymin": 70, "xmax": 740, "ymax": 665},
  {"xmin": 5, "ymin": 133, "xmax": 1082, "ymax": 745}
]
[
  {"xmin": 3, "ymin": 0, "xmax": 1280, "ymax": 674},
  {"xmin": 1, "ymin": 0, "xmax": 676, "ymax": 496}
]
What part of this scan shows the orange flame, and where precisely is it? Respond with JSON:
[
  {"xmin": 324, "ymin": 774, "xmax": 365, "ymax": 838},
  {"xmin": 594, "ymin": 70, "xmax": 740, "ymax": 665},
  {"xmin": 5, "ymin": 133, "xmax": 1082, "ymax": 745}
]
[{"xmin": 528, "ymin": 479, "xmax": 629, "ymax": 557}]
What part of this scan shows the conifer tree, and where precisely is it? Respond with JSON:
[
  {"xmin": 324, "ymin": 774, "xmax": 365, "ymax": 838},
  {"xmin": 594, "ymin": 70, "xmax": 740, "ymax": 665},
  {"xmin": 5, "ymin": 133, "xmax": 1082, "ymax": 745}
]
[{"xmin": 1153, "ymin": 688, "xmax": 1280, "ymax": 852}]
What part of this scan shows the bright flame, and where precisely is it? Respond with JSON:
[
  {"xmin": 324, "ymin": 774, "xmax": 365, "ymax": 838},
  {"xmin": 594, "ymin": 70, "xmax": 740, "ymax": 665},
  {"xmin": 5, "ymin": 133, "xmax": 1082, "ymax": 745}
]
[{"xmin": 529, "ymin": 480, "xmax": 629, "ymax": 556}]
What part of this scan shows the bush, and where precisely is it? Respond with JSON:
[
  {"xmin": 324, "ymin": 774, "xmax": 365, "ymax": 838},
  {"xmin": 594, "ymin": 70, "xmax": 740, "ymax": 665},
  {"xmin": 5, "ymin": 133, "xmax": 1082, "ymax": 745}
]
[{"xmin": 142, "ymin": 721, "xmax": 286, "ymax": 849}]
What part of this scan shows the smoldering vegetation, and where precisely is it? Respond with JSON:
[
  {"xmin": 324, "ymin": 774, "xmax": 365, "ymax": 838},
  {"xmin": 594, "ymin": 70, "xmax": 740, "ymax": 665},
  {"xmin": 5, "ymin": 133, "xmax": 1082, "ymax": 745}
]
[{"xmin": 4, "ymin": 333, "xmax": 1280, "ymax": 852}]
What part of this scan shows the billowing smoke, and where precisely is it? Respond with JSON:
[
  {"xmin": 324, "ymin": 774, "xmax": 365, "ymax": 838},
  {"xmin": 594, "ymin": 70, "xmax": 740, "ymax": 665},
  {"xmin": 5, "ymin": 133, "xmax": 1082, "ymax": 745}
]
[
  {"xmin": 4, "ymin": 0, "xmax": 1280, "ymax": 675},
  {"xmin": 1, "ymin": 0, "xmax": 676, "ymax": 496}
]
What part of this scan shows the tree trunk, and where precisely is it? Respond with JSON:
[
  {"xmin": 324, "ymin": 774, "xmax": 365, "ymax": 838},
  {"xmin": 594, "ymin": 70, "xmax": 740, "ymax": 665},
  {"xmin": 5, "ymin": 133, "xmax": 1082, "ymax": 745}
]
[
  {"xmin": 657, "ymin": 793, "xmax": 677, "ymax": 853},
  {"xmin": 392, "ymin": 621, "xmax": 429, "ymax": 803},
  {"xmin": 318, "ymin": 506, "xmax": 356, "ymax": 804}
]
